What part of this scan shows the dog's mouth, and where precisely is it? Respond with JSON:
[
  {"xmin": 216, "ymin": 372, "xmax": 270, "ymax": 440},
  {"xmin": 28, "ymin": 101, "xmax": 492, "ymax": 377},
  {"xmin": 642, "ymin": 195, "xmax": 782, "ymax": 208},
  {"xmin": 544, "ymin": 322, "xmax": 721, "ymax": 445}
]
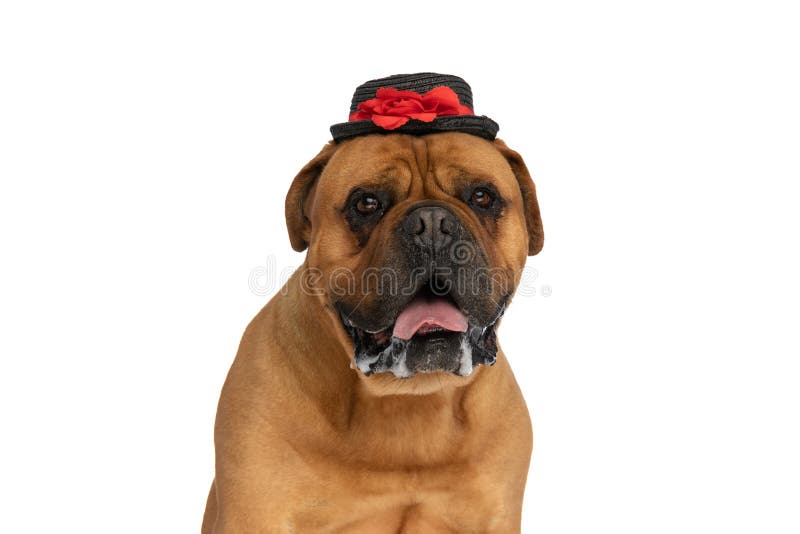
[
  {"xmin": 392, "ymin": 290, "xmax": 469, "ymax": 340},
  {"xmin": 339, "ymin": 286, "xmax": 501, "ymax": 378}
]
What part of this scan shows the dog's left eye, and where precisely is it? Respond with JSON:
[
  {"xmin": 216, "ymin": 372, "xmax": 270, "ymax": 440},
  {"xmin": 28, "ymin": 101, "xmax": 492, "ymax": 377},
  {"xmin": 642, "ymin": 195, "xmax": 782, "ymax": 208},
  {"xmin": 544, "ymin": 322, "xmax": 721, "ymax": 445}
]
[{"xmin": 469, "ymin": 187, "xmax": 495, "ymax": 209}]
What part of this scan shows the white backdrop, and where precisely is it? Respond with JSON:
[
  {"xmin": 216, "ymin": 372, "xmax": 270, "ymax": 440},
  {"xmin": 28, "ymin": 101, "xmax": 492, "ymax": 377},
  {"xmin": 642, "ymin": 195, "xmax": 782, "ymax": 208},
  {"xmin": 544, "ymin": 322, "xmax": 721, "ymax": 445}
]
[{"xmin": 1, "ymin": 1, "xmax": 799, "ymax": 532}]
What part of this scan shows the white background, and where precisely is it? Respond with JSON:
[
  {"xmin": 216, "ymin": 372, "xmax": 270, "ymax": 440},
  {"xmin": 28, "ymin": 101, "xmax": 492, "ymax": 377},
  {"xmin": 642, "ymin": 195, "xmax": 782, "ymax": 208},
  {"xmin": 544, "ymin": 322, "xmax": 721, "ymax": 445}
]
[{"xmin": 1, "ymin": 1, "xmax": 799, "ymax": 532}]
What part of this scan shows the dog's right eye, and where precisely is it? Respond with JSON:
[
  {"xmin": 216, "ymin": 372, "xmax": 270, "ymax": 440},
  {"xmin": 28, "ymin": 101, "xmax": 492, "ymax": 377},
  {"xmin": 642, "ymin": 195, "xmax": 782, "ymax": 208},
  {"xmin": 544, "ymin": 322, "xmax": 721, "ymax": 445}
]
[
  {"xmin": 343, "ymin": 189, "xmax": 392, "ymax": 246},
  {"xmin": 354, "ymin": 194, "xmax": 381, "ymax": 216},
  {"xmin": 347, "ymin": 190, "xmax": 387, "ymax": 220}
]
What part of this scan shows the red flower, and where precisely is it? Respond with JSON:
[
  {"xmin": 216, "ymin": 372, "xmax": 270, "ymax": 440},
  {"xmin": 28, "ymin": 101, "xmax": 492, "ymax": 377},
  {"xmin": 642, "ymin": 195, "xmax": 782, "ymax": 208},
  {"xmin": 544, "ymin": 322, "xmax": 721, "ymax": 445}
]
[{"xmin": 349, "ymin": 86, "xmax": 474, "ymax": 130}]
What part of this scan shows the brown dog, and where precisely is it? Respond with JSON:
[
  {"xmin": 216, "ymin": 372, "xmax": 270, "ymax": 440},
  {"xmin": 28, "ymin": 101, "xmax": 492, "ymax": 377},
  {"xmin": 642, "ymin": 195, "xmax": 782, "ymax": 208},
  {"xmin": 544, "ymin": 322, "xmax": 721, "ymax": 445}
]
[{"xmin": 202, "ymin": 127, "xmax": 543, "ymax": 532}]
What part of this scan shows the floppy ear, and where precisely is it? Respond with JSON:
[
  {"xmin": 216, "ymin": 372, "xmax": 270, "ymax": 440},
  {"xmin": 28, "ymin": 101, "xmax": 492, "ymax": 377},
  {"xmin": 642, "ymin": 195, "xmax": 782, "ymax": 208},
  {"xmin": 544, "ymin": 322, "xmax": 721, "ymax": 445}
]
[
  {"xmin": 494, "ymin": 139, "xmax": 544, "ymax": 256},
  {"xmin": 284, "ymin": 142, "xmax": 339, "ymax": 252}
]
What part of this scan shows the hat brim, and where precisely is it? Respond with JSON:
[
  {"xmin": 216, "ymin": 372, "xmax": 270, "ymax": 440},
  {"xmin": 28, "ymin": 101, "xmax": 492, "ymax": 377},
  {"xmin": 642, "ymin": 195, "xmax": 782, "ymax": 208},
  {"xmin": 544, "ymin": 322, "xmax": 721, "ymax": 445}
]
[{"xmin": 330, "ymin": 115, "xmax": 499, "ymax": 143}]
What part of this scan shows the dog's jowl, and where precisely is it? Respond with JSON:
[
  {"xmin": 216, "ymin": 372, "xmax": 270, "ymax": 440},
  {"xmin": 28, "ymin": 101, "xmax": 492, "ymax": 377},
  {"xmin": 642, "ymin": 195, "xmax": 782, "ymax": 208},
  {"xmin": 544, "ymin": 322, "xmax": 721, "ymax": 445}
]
[{"xmin": 203, "ymin": 74, "xmax": 544, "ymax": 534}]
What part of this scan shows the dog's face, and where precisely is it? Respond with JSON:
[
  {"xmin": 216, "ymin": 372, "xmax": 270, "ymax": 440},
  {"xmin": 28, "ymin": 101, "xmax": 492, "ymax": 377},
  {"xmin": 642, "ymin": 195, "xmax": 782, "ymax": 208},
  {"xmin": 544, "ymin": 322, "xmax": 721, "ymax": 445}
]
[{"xmin": 286, "ymin": 132, "xmax": 542, "ymax": 390}]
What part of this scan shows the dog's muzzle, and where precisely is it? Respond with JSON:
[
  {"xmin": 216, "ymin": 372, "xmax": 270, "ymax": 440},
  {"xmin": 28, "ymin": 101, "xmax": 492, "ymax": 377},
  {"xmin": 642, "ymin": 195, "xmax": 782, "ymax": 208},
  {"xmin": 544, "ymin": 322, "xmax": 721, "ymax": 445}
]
[{"xmin": 336, "ymin": 203, "xmax": 508, "ymax": 378}]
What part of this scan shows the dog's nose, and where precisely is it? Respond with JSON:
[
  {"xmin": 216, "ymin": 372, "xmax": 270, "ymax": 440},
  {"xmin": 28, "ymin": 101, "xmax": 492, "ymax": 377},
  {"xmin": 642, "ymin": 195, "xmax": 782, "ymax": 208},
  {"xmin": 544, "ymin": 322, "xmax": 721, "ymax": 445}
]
[{"xmin": 402, "ymin": 205, "xmax": 458, "ymax": 252}]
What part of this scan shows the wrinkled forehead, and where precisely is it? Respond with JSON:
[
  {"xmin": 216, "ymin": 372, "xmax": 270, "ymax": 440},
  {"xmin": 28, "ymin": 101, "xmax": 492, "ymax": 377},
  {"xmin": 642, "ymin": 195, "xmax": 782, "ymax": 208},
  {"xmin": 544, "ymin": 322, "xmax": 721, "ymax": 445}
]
[{"xmin": 315, "ymin": 133, "xmax": 518, "ymax": 200}]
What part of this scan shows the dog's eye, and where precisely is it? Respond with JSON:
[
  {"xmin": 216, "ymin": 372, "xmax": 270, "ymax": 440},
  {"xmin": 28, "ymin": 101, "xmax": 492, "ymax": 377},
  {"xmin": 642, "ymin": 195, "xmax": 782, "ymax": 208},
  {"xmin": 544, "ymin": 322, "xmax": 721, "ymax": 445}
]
[
  {"xmin": 469, "ymin": 187, "xmax": 495, "ymax": 209},
  {"xmin": 353, "ymin": 193, "xmax": 382, "ymax": 216}
]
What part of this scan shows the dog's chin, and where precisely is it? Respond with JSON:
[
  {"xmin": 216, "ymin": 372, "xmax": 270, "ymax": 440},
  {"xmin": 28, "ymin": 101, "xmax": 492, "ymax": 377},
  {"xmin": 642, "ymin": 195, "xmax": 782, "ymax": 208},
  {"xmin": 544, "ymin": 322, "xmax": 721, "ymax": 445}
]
[{"xmin": 340, "ymin": 304, "xmax": 500, "ymax": 379}]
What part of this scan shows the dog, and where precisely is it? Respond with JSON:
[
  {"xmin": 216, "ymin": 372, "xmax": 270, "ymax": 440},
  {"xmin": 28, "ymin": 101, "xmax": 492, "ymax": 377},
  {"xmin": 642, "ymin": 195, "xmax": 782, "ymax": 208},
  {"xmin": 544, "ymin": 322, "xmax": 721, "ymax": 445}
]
[{"xmin": 203, "ymin": 75, "xmax": 544, "ymax": 533}]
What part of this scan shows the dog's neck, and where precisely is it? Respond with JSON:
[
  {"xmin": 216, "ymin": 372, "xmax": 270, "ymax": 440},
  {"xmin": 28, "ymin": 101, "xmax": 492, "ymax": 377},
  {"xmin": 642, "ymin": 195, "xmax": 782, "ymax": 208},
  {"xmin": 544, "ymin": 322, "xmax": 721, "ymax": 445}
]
[{"xmin": 259, "ymin": 267, "xmax": 505, "ymax": 466}]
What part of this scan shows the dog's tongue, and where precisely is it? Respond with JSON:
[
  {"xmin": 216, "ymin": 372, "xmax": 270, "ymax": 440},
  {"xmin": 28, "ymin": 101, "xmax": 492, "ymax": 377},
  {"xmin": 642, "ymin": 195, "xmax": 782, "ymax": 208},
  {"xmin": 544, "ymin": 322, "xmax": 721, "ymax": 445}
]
[{"xmin": 392, "ymin": 295, "xmax": 468, "ymax": 340}]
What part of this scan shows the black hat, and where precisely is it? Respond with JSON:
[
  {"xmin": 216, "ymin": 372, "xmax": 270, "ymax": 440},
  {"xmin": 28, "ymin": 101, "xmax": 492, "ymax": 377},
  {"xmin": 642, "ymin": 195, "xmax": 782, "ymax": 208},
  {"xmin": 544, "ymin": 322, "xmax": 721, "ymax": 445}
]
[{"xmin": 330, "ymin": 73, "xmax": 499, "ymax": 142}]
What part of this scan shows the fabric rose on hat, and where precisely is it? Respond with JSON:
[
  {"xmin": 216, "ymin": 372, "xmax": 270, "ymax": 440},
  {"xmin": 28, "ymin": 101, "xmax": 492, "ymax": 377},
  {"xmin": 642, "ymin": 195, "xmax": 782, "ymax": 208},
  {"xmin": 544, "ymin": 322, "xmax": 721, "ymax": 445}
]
[{"xmin": 349, "ymin": 86, "xmax": 474, "ymax": 130}]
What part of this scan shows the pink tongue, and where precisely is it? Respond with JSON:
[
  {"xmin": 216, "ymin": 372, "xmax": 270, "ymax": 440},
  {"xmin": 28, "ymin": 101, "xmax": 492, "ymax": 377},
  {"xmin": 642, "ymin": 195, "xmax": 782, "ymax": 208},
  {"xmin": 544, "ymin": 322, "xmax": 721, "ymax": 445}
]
[{"xmin": 392, "ymin": 295, "xmax": 468, "ymax": 340}]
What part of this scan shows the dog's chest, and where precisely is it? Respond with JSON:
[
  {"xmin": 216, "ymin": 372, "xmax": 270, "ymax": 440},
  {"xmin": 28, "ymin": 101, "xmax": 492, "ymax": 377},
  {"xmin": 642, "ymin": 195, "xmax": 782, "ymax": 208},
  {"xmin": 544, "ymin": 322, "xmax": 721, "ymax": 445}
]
[{"xmin": 289, "ymin": 481, "xmax": 501, "ymax": 534}]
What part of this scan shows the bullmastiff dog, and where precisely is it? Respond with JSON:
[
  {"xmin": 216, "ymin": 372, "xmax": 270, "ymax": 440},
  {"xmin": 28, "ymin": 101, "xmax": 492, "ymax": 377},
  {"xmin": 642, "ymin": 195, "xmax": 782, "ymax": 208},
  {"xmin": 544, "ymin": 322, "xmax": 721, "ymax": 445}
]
[{"xmin": 203, "ymin": 74, "xmax": 544, "ymax": 533}]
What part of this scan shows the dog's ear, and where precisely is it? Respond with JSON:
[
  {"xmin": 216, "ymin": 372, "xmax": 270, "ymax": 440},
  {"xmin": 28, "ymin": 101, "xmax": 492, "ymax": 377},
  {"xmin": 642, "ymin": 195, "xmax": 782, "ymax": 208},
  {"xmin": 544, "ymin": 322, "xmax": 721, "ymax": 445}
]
[
  {"xmin": 494, "ymin": 139, "xmax": 544, "ymax": 256},
  {"xmin": 285, "ymin": 142, "xmax": 338, "ymax": 252}
]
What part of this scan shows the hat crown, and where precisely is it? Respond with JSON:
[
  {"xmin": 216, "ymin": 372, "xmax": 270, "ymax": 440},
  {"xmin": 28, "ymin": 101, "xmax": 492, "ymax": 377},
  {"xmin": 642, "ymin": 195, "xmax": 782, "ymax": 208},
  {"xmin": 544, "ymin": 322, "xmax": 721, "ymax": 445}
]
[
  {"xmin": 349, "ymin": 73, "xmax": 474, "ymax": 114},
  {"xmin": 330, "ymin": 72, "xmax": 498, "ymax": 142}
]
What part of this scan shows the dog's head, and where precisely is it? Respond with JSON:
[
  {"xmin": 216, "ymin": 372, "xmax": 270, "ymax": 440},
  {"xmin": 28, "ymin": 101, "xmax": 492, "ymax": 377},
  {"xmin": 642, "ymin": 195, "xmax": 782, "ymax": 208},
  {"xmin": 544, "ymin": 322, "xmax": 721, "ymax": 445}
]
[{"xmin": 286, "ymin": 132, "xmax": 542, "ymax": 389}]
